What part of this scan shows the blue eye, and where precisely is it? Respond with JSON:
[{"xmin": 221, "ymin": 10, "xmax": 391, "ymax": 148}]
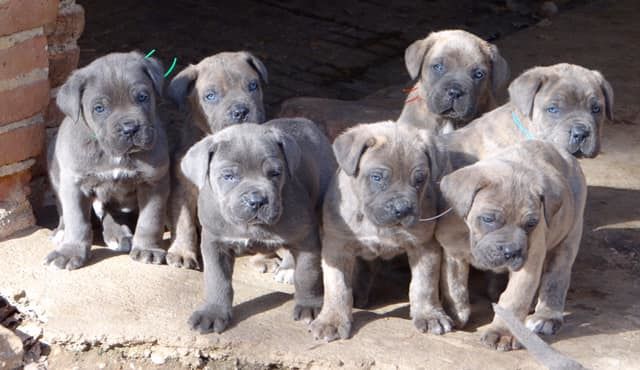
[
  {"xmin": 370, "ymin": 173, "xmax": 382, "ymax": 182},
  {"xmin": 432, "ymin": 63, "xmax": 444, "ymax": 72},
  {"xmin": 481, "ymin": 215, "xmax": 495, "ymax": 224},
  {"xmin": 591, "ymin": 104, "xmax": 601, "ymax": 114},
  {"xmin": 248, "ymin": 80, "xmax": 259, "ymax": 92},
  {"xmin": 268, "ymin": 169, "xmax": 281, "ymax": 178},
  {"xmin": 473, "ymin": 70, "xmax": 486, "ymax": 80},
  {"xmin": 546, "ymin": 106, "xmax": 559, "ymax": 114},
  {"xmin": 204, "ymin": 91, "xmax": 218, "ymax": 102},
  {"xmin": 94, "ymin": 104, "xmax": 105, "ymax": 113},
  {"xmin": 223, "ymin": 173, "xmax": 235, "ymax": 181},
  {"xmin": 136, "ymin": 92, "xmax": 149, "ymax": 103}
]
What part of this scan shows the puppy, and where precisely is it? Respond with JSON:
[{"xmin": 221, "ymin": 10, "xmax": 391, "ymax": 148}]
[
  {"xmin": 438, "ymin": 140, "xmax": 586, "ymax": 351},
  {"xmin": 45, "ymin": 52, "xmax": 169, "ymax": 270},
  {"xmin": 165, "ymin": 51, "xmax": 268, "ymax": 270},
  {"xmin": 180, "ymin": 118, "xmax": 336, "ymax": 333},
  {"xmin": 309, "ymin": 121, "xmax": 452, "ymax": 341}
]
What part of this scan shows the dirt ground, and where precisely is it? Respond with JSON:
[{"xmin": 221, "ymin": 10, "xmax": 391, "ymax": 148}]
[{"xmin": 1, "ymin": 0, "xmax": 640, "ymax": 369}]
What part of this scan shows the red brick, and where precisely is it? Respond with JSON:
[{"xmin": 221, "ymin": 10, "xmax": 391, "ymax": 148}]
[
  {"xmin": 0, "ymin": 79, "xmax": 49, "ymax": 126},
  {"xmin": 45, "ymin": 97, "xmax": 64, "ymax": 127},
  {"xmin": 0, "ymin": 35, "xmax": 48, "ymax": 80},
  {"xmin": 48, "ymin": 46, "xmax": 79, "ymax": 88},
  {"xmin": 0, "ymin": 121, "xmax": 45, "ymax": 166},
  {"xmin": 0, "ymin": 168, "xmax": 31, "ymax": 200},
  {"xmin": 45, "ymin": 4, "xmax": 85, "ymax": 44},
  {"xmin": 0, "ymin": 0, "xmax": 60, "ymax": 36}
]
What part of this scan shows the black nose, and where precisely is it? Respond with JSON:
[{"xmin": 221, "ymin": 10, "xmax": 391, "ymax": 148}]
[
  {"xmin": 243, "ymin": 191, "xmax": 267, "ymax": 210},
  {"xmin": 447, "ymin": 87, "xmax": 464, "ymax": 100},
  {"xmin": 499, "ymin": 244, "xmax": 522, "ymax": 260},
  {"xmin": 230, "ymin": 105, "xmax": 250, "ymax": 122},
  {"xmin": 570, "ymin": 124, "xmax": 589, "ymax": 144},
  {"xmin": 390, "ymin": 199, "xmax": 413, "ymax": 219},
  {"xmin": 121, "ymin": 121, "xmax": 140, "ymax": 136}
]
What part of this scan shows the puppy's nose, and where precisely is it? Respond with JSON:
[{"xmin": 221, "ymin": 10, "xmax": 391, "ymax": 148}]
[
  {"xmin": 230, "ymin": 105, "xmax": 250, "ymax": 122},
  {"xmin": 498, "ymin": 244, "xmax": 522, "ymax": 260},
  {"xmin": 121, "ymin": 121, "xmax": 140, "ymax": 136},
  {"xmin": 391, "ymin": 199, "xmax": 413, "ymax": 219},
  {"xmin": 243, "ymin": 191, "xmax": 268, "ymax": 210},
  {"xmin": 570, "ymin": 124, "xmax": 589, "ymax": 144},
  {"xmin": 447, "ymin": 87, "xmax": 464, "ymax": 100}
]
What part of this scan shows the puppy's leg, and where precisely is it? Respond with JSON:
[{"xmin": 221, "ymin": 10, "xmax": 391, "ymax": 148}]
[
  {"xmin": 44, "ymin": 177, "xmax": 92, "ymax": 270},
  {"xmin": 290, "ymin": 231, "xmax": 323, "ymax": 323},
  {"xmin": 481, "ymin": 228, "xmax": 547, "ymax": 351},
  {"xmin": 274, "ymin": 249, "xmax": 295, "ymax": 284},
  {"xmin": 167, "ymin": 179, "xmax": 200, "ymax": 269},
  {"xmin": 188, "ymin": 229, "xmax": 235, "ymax": 334},
  {"xmin": 407, "ymin": 243, "xmax": 454, "ymax": 335},
  {"xmin": 526, "ymin": 222, "xmax": 582, "ymax": 335},
  {"xmin": 100, "ymin": 207, "xmax": 133, "ymax": 252},
  {"xmin": 309, "ymin": 237, "xmax": 355, "ymax": 341},
  {"xmin": 129, "ymin": 177, "xmax": 169, "ymax": 264},
  {"xmin": 440, "ymin": 250, "xmax": 470, "ymax": 328}
]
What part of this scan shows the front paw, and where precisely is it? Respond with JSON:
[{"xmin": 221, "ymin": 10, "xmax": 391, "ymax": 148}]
[
  {"xmin": 480, "ymin": 326, "xmax": 522, "ymax": 351},
  {"xmin": 309, "ymin": 311, "xmax": 351, "ymax": 342},
  {"xmin": 412, "ymin": 308, "xmax": 454, "ymax": 335},
  {"xmin": 103, "ymin": 224, "xmax": 133, "ymax": 252},
  {"xmin": 526, "ymin": 312, "xmax": 563, "ymax": 335},
  {"xmin": 274, "ymin": 266, "xmax": 295, "ymax": 285},
  {"xmin": 293, "ymin": 303, "xmax": 322, "ymax": 324},
  {"xmin": 129, "ymin": 246, "xmax": 166, "ymax": 265},
  {"xmin": 166, "ymin": 245, "xmax": 200, "ymax": 270},
  {"xmin": 44, "ymin": 244, "xmax": 89, "ymax": 270},
  {"xmin": 188, "ymin": 304, "xmax": 232, "ymax": 334}
]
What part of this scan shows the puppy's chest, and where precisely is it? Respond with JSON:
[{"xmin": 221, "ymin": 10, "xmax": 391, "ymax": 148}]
[
  {"xmin": 352, "ymin": 231, "xmax": 419, "ymax": 260},
  {"xmin": 79, "ymin": 166, "xmax": 143, "ymax": 199}
]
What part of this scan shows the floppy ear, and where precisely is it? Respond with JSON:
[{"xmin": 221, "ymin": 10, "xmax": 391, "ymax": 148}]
[
  {"xmin": 404, "ymin": 35, "xmax": 436, "ymax": 80},
  {"xmin": 269, "ymin": 128, "xmax": 301, "ymax": 175},
  {"xmin": 488, "ymin": 44, "xmax": 510, "ymax": 95},
  {"xmin": 508, "ymin": 67, "xmax": 547, "ymax": 119},
  {"xmin": 332, "ymin": 127, "xmax": 376, "ymax": 177},
  {"xmin": 440, "ymin": 164, "xmax": 489, "ymax": 218},
  {"xmin": 139, "ymin": 53, "xmax": 165, "ymax": 96},
  {"xmin": 418, "ymin": 130, "xmax": 451, "ymax": 182},
  {"xmin": 56, "ymin": 68, "xmax": 87, "ymax": 122},
  {"xmin": 535, "ymin": 174, "xmax": 565, "ymax": 228},
  {"xmin": 168, "ymin": 64, "xmax": 198, "ymax": 108},
  {"xmin": 242, "ymin": 51, "xmax": 268, "ymax": 84},
  {"xmin": 593, "ymin": 70, "xmax": 614, "ymax": 121},
  {"xmin": 180, "ymin": 136, "xmax": 219, "ymax": 189}
]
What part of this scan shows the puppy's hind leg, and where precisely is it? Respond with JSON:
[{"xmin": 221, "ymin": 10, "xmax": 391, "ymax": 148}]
[
  {"xmin": 440, "ymin": 250, "xmax": 470, "ymax": 329},
  {"xmin": 167, "ymin": 179, "xmax": 201, "ymax": 270},
  {"xmin": 274, "ymin": 249, "xmax": 295, "ymax": 284},
  {"xmin": 100, "ymin": 206, "xmax": 133, "ymax": 252},
  {"xmin": 290, "ymin": 231, "xmax": 323, "ymax": 323}
]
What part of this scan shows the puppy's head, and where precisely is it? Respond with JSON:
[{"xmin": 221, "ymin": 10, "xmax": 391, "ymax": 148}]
[
  {"xmin": 333, "ymin": 121, "xmax": 448, "ymax": 229},
  {"xmin": 180, "ymin": 123, "xmax": 300, "ymax": 226},
  {"xmin": 405, "ymin": 30, "xmax": 509, "ymax": 125},
  {"xmin": 440, "ymin": 152, "xmax": 564, "ymax": 271},
  {"xmin": 509, "ymin": 63, "xmax": 614, "ymax": 158},
  {"xmin": 57, "ymin": 51, "xmax": 165, "ymax": 157},
  {"xmin": 168, "ymin": 51, "xmax": 267, "ymax": 133}
]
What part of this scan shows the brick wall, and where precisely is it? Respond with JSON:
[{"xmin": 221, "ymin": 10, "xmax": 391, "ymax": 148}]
[{"xmin": 0, "ymin": 0, "xmax": 84, "ymax": 239}]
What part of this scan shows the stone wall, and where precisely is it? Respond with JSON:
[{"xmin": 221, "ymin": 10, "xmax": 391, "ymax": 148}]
[{"xmin": 0, "ymin": 0, "xmax": 84, "ymax": 239}]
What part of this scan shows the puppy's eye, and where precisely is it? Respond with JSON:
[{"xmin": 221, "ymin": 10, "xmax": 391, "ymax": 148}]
[
  {"xmin": 248, "ymin": 80, "xmax": 259, "ymax": 92},
  {"xmin": 94, "ymin": 104, "xmax": 105, "ymax": 114},
  {"xmin": 591, "ymin": 104, "xmax": 601, "ymax": 114},
  {"xmin": 268, "ymin": 169, "xmax": 281, "ymax": 178},
  {"xmin": 136, "ymin": 91, "xmax": 149, "ymax": 104},
  {"xmin": 432, "ymin": 63, "xmax": 444, "ymax": 72},
  {"xmin": 480, "ymin": 214, "xmax": 495, "ymax": 224},
  {"xmin": 222, "ymin": 173, "xmax": 236, "ymax": 181},
  {"xmin": 370, "ymin": 173, "xmax": 383, "ymax": 183},
  {"xmin": 204, "ymin": 91, "xmax": 218, "ymax": 102},
  {"xmin": 546, "ymin": 106, "xmax": 559, "ymax": 114},
  {"xmin": 414, "ymin": 172, "xmax": 427, "ymax": 186},
  {"xmin": 472, "ymin": 69, "xmax": 486, "ymax": 80},
  {"xmin": 524, "ymin": 218, "xmax": 539, "ymax": 231}
]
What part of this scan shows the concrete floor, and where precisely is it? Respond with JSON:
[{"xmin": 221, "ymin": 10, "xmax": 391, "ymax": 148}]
[{"xmin": 2, "ymin": 0, "xmax": 640, "ymax": 369}]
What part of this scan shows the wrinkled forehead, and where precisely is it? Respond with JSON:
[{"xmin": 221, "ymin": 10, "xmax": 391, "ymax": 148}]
[
  {"xmin": 538, "ymin": 75, "xmax": 603, "ymax": 105},
  {"xmin": 82, "ymin": 60, "xmax": 151, "ymax": 98},
  {"xmin": 360, "ymin": 134, "xmax": 429, "ymax": 173},
  {"xmin": 427, "ymin": 39, "xmax": 487, "ymax": 67},
  {"xmin": 474, "ymin": 167, "xmax": 541, "ymax": 214},
  {"xmin": 196, "ymin": 58, "xmax": 258, "ymax": 90},
  {"xmin": 212, "ymin": 134, "xmax": 282, "ymax": 166}
]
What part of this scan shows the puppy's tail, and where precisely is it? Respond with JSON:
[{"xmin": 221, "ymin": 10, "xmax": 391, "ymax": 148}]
[{"xmin": 492, "ymin": 304, "xmax": 585, "ymax": 370}]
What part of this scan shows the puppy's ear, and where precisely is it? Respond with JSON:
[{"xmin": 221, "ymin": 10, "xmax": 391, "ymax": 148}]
[
  {"xmin": 418, "ymin": 130, "xmax": 451, "ymax": 182},
  {"xmin": 168, "ymin": 64, "xmax": 198, "ymax": 108},
  {"xmin": 508, "ymin": 67, "xmax": 547, "ymax": 119},
  {"xmin": 140, "ymin": 54, "xmax": 165, "ymax": 96},
  {"xmin": 333, "ymin": 127, "xmax": 376, "ymax": 177},
  {"xmin": 488, "ymin": 44, "xmax": 510, "ymax": 95},
  {"xmin": 270, "ymin": 129, "xmax": 301, "ymax": 175},
  {"xmin": 243, "ymin": 51, "xmax": 269, "ymax": 84},
  {"xmin": 534, "ymin": 174, "xmax": 565, "ymax": 228},
  {"xmin": 180, "ymin": 136, "xmax": 219, "ymax": 189},
  {"xmin": 404, "ymin": 35, "xmax": 436, "ymax": 80},
  {"xmin": 593, "ymin": 70, "xmax": 614, "ymax": 121},
  {"xmin": 56, "ymin": 68, "xmax": 87, "ymax": 122},
  {"xmin": 440, "ymin": 164, "xmax": 489, "ymax": 218}
]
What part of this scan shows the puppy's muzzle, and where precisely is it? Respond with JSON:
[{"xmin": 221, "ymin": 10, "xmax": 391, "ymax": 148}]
[
  {"xmin": 120, "ymin": 120, "xmax": 140, "ymax": 137},
  {"xmin": 241, "ymin": 190, "xmax": 268, "ymax": 211},
  {"xmin": 369, "ymin": 196, "xmax": 417, "ymax": 228},
  {"xmin": 569, "ymin": 124, "xmax": 589, "ymax": 146},
  {"xmin": 446, "ymin": 86, "xmax": 465, "ymax": 100},
  {"xmin": 228, "ymin": 104, "xmax": 250, "ymax": 123}
]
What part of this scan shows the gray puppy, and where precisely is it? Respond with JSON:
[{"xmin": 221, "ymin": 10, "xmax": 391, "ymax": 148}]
[
  {"xmin": 180, "ymin": 118, "xmax": 336, "ymax": 333},
  {"xmin": 165, "ymin": 51, "xmax": 268, "ymax": 270},
  {"xmin": 309, "ymin": 121, "xmax": 452, "ymax": 341},
  {"xmin": 45, "ymin": 51, "xmax": 169, "ymax": 270}
]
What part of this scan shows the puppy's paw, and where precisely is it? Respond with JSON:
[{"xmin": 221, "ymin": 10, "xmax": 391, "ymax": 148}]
[
  {"xmin": 249, "ymin": 253, "xmax": 280, "ymax": 273},
  {"xmin": 166, "ymin": 248, "xmax": 200, "ymax": 270},
  {"xmin": 448, "ymin": 303, "xmax": 471, "ymax": 329},
  {"xmin": 103, "ymin": 225, "xmax": 133, "ymax": 252},
  {"xmin": 44, "ymin": 245, "xmax": 89, "ymax": 270},
  {"xmin": 188, "ymin": 304, "xmax": 232, "ymax": 334},
  {"xmin": 274, "ymin": 267, "xmax": 295, "ymax": 285},
  {"xmin": 480, "ymin": 326, "xmax": 522, "ymax": 351},
  {"xmin": 309, "ymin": 312, "xmax": 351, "ymax": 342},
  {"xmin": 293, "ymin": 303, "xmax": 321, "ymax": 324},
  {"xmin": 526, "ymin": 312, "xmax": 563, "ymax": 335},
  {"xmin": 129, "ymin": 246, "xmax": 166, "ymax": 265},
  {"xmin": 412, "ymin": 309, "xmax": 454, "ymax": 335}
]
